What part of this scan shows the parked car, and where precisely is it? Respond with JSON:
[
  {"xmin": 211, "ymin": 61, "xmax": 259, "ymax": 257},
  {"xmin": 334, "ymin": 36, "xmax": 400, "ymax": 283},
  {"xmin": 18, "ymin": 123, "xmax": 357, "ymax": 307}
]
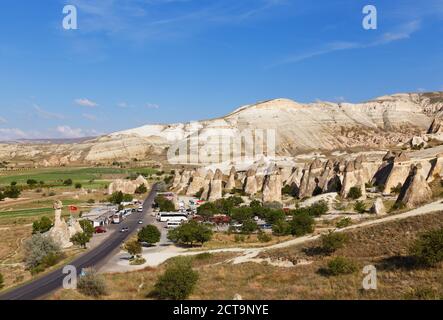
[
  {"xmin": 137, "ymin": 206, "xmax": 143, "ymax": 213},
  {"xmin": 138, "ymin": 220, "xmax": 143, "ymax": 224},
  {"xmin": 94, "ymin": 226, "xmax": 107, "ymax": 234}
]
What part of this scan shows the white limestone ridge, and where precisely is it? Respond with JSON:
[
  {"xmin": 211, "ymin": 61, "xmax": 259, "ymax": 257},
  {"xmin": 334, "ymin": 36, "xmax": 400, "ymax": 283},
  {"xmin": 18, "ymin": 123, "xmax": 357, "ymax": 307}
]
[{"xmin": 1, "ymin": 91, "xmax": 443, "ymax": 165}]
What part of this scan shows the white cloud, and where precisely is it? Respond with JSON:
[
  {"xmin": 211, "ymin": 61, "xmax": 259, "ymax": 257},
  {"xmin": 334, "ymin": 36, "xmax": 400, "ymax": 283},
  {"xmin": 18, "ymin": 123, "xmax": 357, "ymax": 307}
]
[
  {"xmin": 0, "ymin": 116, "xmax": 7, "ymax": 124},
  {"xmin": 270, "ymin": 20, "xmax": 421, "ymax": 67},
  {"xmin": 82, "ymin": 113, "xmax": 97, "ymax": 121},
  {"xmin": 0, "ymin": 128, "xmax": 27, "ymax": 140},
  {"xmin": 33, "ymin": 104, "xmax": 66, "ymax": 120},
  {"xmin": 56, "ymin": 126, "xmax": 85, "ymax": 138},
  {"xmin": 117, "ymin": 102, "xmax": 129, "ymax": 108},
  {"xmin": 145, "ymin": 102, "xmax": 160, "ymax": 109},
  {"xmin": 75, "ymin": 98, "xmax": 99, "ymax": 107}
]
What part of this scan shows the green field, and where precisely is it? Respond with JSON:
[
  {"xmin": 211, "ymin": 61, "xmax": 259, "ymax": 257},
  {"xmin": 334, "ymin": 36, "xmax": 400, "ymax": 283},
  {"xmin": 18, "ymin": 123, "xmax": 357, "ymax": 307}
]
[{"xmin": 0, "ymin": 167, "xmax": 158, "ymax": 188}]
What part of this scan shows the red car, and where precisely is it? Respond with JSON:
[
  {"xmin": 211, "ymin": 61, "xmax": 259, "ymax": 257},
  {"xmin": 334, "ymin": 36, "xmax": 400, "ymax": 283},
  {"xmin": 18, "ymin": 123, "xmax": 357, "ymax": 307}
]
[{"xmin": 94, "ymin": 226, "xmax": 107, "ymax": 234}]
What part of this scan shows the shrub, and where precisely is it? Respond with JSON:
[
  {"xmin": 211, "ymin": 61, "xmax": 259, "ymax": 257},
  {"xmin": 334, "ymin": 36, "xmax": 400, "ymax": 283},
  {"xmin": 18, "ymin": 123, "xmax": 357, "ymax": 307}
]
[
  {"xmin": 168, "ymin": 221, "xmax": 212, "ymax": 246},
  {"xmin": 138, "ymin": 225, "xmax": 161, "ymax": 245},
  {"xmin": 347, "ymin": 187, "xmax": 362, "ymax": 200},
  {"xmin": 3, "ymin": 184, "xmax": 21, "ymax": 199},
  {"xmin": 336, "ymin": 217, "xmax": 352, "ymax": 229},
  {"xmin": 63, "ymin": 179, "xmax": 73, "ymax": 186},
  {"xmin": 241, "ymin": 219, "xmax": 258, "ymax": 235},
  {"xmin": 75, "ymin": 183, "xmax": 82, "ymax": 189},
  {"xmin": 409, "ymin": 228, "xmax": 443, "ymax": 267},
  {"xmin": 391, "ymin": 201, "xmax": 406, "ymax": 212},
  {"xmin": 151, "ymin": 258, "xmax": 198, "ymax": 300},
  {"xmin": 234, "ymin": 234, "xmax": 246, "ymax": 242},
  {"xmin": 27, "ymin": 179, "xmax": 38, "ymax": 187},
  {"xmin": 87, "ymin": 199, "xmax": 95, "ymax": 204},
  {"xmin": 135, "ymin": 184, "xmax": 148, "ymax": 194},
  {"xmin": 257, "ymin": 230, "xmax": 272, "ymax": 243},
  {"xmin": 249, "ymin": 200, "xmax": 262, "ymax": 208},
  {"xmin": 0, "ymin": 272, "xmax": 4, "ymax": 289},
  {"xmin": 272, "ymin": 219, "xmax": 291, "ymax": 236},
  {"xmin": 391, "ymin": 183, "xmax": 403, "ymax": 194},
  {"xmin": 354, "ymin": 201, "xmax": 366, "ymax": 214},
  {"xmin": 194, "ymin": 252, "xmax": 212, "ymax": 260},
  {"xmin": 32, "ymin": 216, "xmax": 53, "ymax": 234},
  {"xmin": 77, "ymin": 268, "xmax": 108, "ymax": 297},
  {"xmin": 71, "ymin": 232, "xmax": 91, "ymax": 249},
  {"xmin": 321, "ymin": 232, "xmax": 348, "ymax": 254},
  {"xmin": 290, "ymin": 213, "xmax": 315, "ymax": 236},
  {"xmin": 124, "ymin": 240, "xmax": 142, "ymax": 258},
  {"xmin": 197, "ymin": 202, "xmax": 218, "ymax": 220},
  {"xmin": 325, "ymin": 256, "xmax": 357, "ymax": 276},
  {"xmin": 23, "ymin": 233, "xmax": 62, "ymax": 271}
]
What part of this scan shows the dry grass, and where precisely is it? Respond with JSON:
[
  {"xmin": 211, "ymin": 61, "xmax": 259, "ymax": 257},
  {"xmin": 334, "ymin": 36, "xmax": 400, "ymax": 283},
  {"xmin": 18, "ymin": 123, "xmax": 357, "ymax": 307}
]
[{"xmin": 51, "ymin": 212, "xmax": 443, "ymax": 300}]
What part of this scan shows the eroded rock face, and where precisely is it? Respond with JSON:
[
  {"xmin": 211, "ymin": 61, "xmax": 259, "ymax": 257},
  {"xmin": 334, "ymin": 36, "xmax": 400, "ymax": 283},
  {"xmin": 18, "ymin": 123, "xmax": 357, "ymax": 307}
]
[
  {"xmin": 172, "ymin": 169, "xmax": 182, "ymax": 189},
  {"xmin": 263, "ymin": 169, "xmax": 282, "ymax": 203},
  {"xmin": 341, "ymin": 156, "xmax": 367, "ymax": 199},
  {"xmin": 427, "ymin": 153, "xmax": 443, "ymax": 182},
  {"xmin": 396, "ymin": 164, "xmax": 432, "ymax": 209},
  {"xmin": 108, "ymin": 175, "xmax": 149, "ymax": 195},
  {"xmin": 208, "ymin": 169, "xmax": 223, "ymax": 201},
  {"xmin": 382, "ymin": 152, "xmax": 411, "ymax": 194},
  {"xmin": 225, "ymin": 166, "xmax": 237, "ymax": 192},
  {"xmin": 200, "ymin": 170, "xmax": 214, "ymax": 200},
  {"xmin": 46, "ymin": 201, "xmax": 83, "ymax": 249},
  {"xmin": 186, "ymin": 168, "xmax": 206, "ymax": 196},
  {"xmin": 174, "ymin": 170, "xmax": 193, "ymax": 194},
  {"xmin": 428, "ymin": 118, "xmax": 443, "ymax": 134},
  {"xmin": 299, "ymin": 159, "xmax": 324, "ymax": 198},
  {"xmin": 244, "ymin": 167, "xmax": 258, "ymax": 195}
]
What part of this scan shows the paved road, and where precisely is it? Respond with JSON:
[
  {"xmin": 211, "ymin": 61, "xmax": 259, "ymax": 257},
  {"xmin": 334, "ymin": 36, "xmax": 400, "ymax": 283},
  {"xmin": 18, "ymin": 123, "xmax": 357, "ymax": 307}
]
[{"xmin": 0, "ymin": 186, "xmax": 158, "ymax": 300}]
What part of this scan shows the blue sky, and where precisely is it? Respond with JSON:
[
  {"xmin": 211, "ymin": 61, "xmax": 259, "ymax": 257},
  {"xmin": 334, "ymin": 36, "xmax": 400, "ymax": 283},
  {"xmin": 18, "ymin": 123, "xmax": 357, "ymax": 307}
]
[{"xmin": 0, "ymin": 0, "xmax": 442, "ymax": 140}]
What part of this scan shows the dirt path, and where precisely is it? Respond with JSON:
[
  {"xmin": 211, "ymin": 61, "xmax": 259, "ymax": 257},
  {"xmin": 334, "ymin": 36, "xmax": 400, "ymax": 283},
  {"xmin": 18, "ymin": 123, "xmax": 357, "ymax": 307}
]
[{"xmin": 101, "ymin": 199, "xmax": 443, "ymax": 272}]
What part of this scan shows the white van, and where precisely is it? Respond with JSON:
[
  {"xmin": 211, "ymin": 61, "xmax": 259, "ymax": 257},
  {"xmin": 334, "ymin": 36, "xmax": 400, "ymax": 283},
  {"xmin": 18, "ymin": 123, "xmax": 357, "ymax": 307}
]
[{"xmin": 167, "ymin": 221, "xmax": 182, "ymax": 229}]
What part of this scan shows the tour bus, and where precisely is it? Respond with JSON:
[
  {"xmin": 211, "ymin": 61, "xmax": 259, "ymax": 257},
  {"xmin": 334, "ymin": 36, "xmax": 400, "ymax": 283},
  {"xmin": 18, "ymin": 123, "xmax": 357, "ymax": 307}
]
[{"xmin": 157, "ymin": 212, "xmax": 188, "ymax": 223}]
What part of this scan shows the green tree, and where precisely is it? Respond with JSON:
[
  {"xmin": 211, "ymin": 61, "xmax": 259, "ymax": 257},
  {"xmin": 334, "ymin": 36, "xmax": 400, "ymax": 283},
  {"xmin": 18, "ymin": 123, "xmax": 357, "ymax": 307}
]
[
  {"xmin": 272, "ymin": 219, "xmax": 291, "ymax": 236},
  {"xmin": 168, "ymin": 220, "xmax": 212, "ymax": 246},
  {"xmin": 241, "ymin": 218, "xmax": 258, "ymax": 234},
  {"xmin": 155, "ymin": 195, "xmax": 175, "ymax": 211},
  {"xmin": 75, "ymin": 183, "xmax": 82, "ymax": 189},
  {"xmin": 32, "ymin": 216, "xmax": 53, "ymax": 234},
  {"xmin": 79, "ymin": 220, "xmax": 95, "ymax": 237},
  {"xmin": 347, "ymin": 187, "xmax": 362, "ymax": 200},
  {"xmin": 124, "ymin": 240, "xmax": 142, "ymax": 258},
  {"xmin": 71, "ymin": 232, "xmax": 91, "ymax": 249},
  {"xmin": 138, "ymin": 225, "xmax": 161, "ymax": 245},
  {"xmin": 197, "ymin": 202, "xmax": 218, "ymax": 220},
  {"xmin": 135, "ymin": 184, "xmax": 148, "ymax": 194},
  {"xmin": 3, "ymin": 184, "xmax": 21, "ymax": 199},
  {"xmin": 109, "ymin": 191, "xmax": 124, "ymax": 204},
  {"xmin": 290, "ymin": 213, "xmax": 315, "ymax": 237},
  {"xmin": 0, "ymin": 272, "xmax": 4, "ymax": 289},
  {"xmin": 27, "ymin": 179, "xmax": 38, "ymax": 188},
  {"xmin": 0, "ymin": 191, "xmax": 4, "ymax": 202},
  {"xmin": 63, "ymin": 179, "xmax": 73, "ymax": 186},
  {"xmin": 152, "ymin": 257, "xmax": 199, "ymax": 300},
  {"xmin": 409, "ymin": 228, "xmax": 443, "ymax": 267},
  {"xmin": 23, "ymin": 233, "xmax": 62, "ymax": 272}
]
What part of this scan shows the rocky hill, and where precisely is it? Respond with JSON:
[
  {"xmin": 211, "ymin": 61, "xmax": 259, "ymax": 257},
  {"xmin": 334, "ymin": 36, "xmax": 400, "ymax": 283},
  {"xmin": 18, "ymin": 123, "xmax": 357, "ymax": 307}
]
[{"xmin": 1, "ymin": 92, "xmax": 443, "ymax": 167}]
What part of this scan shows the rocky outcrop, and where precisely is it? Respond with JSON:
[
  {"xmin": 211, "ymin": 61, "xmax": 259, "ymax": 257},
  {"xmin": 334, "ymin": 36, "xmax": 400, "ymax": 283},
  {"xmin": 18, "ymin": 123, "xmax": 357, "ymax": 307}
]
[
  {"xmin": 200, "ymin": 170, "xmax": 214, "ymax": 200},
  {"xmin": 382, "ymin": 152, "xmax": 411, "ymax": 194},
  {"xmin": 208, "ymin": 169, "xmax": 223, "ymax": 201},
  {"xmin": 244, "ymin": 167, "xmax": 258, "ymax": 195},
  {"xmin": 225, "ymin": 166, "xmax": 237, "ymax": 192},
  {"xmin": 427, "ymin": 153, "xmax": 443, "ymax": 182},
  {"xmin": 262, "ymin": 168, "xmax": 282, "ymax": 203},
  {"xmin": 174, "ymin": 170, "xmax": 193, "ymax": 194},
  {"xmin": 299, "ymin": 159, "xmax": 324, "ymax": 198},
  {"xmin": 172, "ymin": 169, "xmax": 182, "ymax": 189},
  {"xmin": 370, "ymin": 198, "xmax": 386, "ymax": 215},
  {"xmin": 396, "ymin": 164, "xmax": 432, "ymax": 209},
  {"xmin": 46, "ymin": 201, "xmax": 83, "ymax": 249},
  {"xmin": 341, "ymin": 155, "xmax": 367, "ymax": 199},
  {"xmin": 108, "ymin": 175, "xmax": 149, "ymax": 195},
  {"xmin": 186, "ymin": 168, "xmax": 206, "ymax": 196},
  {"xmin": 428, "ymin": 118, "xmax": 443, "ymax": 134}
]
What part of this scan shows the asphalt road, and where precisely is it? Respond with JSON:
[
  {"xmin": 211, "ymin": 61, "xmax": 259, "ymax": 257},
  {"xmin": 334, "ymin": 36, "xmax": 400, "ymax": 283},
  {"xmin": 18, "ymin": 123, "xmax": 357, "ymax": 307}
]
[{"xmin": 0, "ymin": 185, "xmax": 158, "ymax": 300}]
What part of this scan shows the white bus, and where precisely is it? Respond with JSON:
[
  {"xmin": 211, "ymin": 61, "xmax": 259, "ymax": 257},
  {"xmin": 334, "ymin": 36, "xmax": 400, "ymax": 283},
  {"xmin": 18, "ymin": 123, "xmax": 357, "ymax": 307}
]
[
  {"xmin": 112, "ymin": 213, "xmax": 122, "ymax": 224},
  {"xmin": 157, "ymin": 212, "xmax": 188, "ymax": 223}
]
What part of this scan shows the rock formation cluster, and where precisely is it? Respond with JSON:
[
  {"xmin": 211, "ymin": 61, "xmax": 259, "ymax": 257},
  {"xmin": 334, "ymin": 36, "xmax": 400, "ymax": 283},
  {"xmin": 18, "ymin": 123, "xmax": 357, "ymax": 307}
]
[{"xmin": 108, "ymin": 175, "xmax": 149, "ymax": 195}]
